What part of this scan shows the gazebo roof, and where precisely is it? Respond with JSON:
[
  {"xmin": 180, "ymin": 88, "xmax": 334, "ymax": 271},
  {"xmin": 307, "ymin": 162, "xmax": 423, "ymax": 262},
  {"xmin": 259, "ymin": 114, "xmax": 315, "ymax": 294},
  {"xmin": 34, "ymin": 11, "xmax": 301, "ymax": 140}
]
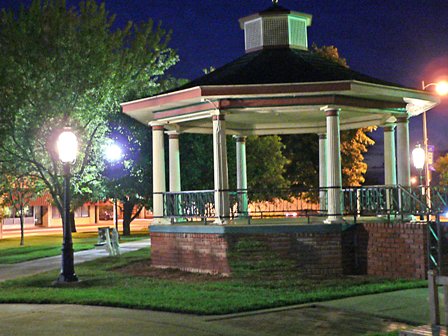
[
  {"xmin": 122, "ymin": 3, "xmax": 439, "ymax": 135},
  {"xmin": 175, "ymin": 48, "xmax": 403, "ymax": 91}
]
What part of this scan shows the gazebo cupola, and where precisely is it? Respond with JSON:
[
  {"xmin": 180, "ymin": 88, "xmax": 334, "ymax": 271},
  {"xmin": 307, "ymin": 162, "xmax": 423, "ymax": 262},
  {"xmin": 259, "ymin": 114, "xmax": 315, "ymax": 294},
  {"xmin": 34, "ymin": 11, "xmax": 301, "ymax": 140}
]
[{"xmin": 239, "ymin": 1, "xmax": 312, "ymax": 53}]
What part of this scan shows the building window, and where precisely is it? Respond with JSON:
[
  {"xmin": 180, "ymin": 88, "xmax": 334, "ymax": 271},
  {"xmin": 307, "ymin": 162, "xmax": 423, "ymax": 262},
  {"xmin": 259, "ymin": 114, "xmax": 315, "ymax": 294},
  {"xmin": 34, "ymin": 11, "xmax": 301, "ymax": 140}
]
[
  {"xmin": 3, "ymin": 206, "xmax": 34, "ymax": 218},
  {"xmin": 75, "ymin": 205, "xmax": 90, "ymax": 218},
  {"xmin": 99, "ymin": 205, "xmax": 113, "ymax": 221}
]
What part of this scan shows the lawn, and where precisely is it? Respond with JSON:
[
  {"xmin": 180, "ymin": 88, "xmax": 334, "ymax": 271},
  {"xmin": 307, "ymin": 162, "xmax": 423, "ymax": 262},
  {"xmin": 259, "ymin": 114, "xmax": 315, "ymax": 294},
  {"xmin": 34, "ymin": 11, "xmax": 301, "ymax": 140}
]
[
  {"xmin": 0, "ymin": 248, "xmax": 427, "ymax": 315},
  {"xmin": 0, "ymin": 231, "xmax": 148, "ymax": 264}
]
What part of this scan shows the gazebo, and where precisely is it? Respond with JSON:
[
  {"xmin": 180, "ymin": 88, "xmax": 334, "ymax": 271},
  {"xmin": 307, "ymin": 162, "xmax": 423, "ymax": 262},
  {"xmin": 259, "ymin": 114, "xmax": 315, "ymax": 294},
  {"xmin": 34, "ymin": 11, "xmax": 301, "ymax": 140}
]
[{"xmin": 122, "ymin": 3, "xmax": 439, "ymax": 278}]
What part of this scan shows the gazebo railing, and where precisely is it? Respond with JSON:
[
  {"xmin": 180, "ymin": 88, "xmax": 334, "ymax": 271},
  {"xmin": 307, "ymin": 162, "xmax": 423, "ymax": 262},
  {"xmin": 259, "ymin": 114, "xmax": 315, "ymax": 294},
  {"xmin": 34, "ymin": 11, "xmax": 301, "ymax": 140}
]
[
  {"xmin": 163, "ymin": 190, "xmax": 216, "ymax": 222},
  {"xmin": 341, "ymin": 185, "xmax": 431, "ymax": 222},
  {"xmin": 162, "ymin": 185, "xmax": 448, "ymax": 223},
  {"xmin": 163, "ymin": 188, "xmax": 324, "ymax": 222}
]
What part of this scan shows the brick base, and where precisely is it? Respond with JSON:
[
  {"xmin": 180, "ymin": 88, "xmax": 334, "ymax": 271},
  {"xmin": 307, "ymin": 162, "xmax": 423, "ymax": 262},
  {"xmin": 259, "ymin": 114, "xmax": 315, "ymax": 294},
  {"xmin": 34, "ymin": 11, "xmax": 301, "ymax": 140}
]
[
  {"xmin": 150, "ymin": 222, "xmax": 429, "ymax": 279},
  {"xmin": 150, "ymin": 232, "xmax": 231, "ymax": 275},
  {"xmin": 356, "ymin": 222, "xmax": 428, "ymax": 279}
]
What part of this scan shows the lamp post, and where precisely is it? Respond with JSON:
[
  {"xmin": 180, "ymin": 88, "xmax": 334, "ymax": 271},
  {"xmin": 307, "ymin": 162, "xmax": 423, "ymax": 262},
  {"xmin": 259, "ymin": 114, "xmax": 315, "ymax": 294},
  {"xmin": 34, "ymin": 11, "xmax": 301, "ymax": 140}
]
[
  {"xmin": 104, "ymin": 142, "xmax": 123, "ymax": 233},
  {"xmin": 421, "ymin": 81, "xmax": 448, "ymax": 188},
  {"xmin": 55, "ymin": 128, "xmax": 79, "ymax": 284}
]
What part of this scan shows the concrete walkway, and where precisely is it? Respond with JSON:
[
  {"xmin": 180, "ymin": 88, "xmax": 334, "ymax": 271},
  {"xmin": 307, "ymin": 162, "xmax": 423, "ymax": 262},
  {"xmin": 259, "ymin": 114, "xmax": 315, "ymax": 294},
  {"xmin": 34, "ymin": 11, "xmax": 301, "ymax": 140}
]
[
  {"xmin": 0, "ymin": 301, "xmax": 412, "ymax": 336},
  {"xmin": 0, "ymin": 240, "xmax": 428, "ymax": 335},
  {"xmin": 0, "ymin": 239, "xmax": 150, "ymax": 282}
]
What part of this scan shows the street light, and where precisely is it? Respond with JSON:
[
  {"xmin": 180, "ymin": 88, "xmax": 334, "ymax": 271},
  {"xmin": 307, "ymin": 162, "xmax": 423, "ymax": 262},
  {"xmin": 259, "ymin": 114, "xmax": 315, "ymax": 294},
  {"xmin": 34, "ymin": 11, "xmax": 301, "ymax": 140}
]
[
  {"xmin": 104, "ymin": 141, "xmax": 123, "ymax": 234},
  {"xmin": 412, "ymin": 144, "xmax": 425, "ymax": 182},
  {"xmin": 55, "ymin": 128, "xmax": 79, "ymax": 284},
  {"xmin": 105, "ymin": 142, "xmax": 123, "ymax": 163},
  {"xmin": 421, "ymin": 80, "xmax": 448, "ymax": 188}
]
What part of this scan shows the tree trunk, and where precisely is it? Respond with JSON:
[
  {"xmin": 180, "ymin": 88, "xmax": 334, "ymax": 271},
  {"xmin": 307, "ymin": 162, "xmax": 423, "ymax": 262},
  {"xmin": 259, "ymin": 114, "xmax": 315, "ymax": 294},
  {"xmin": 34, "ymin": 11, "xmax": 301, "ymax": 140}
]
[
  {"xmin": 122, "ymin": 201, "xmax": 134, "ymax": 236},
  {"xmin": 19, "ymin": 205, "xmax": 24, "ymax": 246},
  {"xmin": 70, "ymin": 211, "xmax": 76, "ymax": 233}
]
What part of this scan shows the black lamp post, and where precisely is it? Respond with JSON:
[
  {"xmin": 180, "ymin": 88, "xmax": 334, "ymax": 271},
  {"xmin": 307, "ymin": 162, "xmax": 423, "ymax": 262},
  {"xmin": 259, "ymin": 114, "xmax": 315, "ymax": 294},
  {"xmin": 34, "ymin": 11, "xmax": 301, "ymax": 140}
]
[{"xmin": 55, "ymin": 128, "xmax": 79, "ymax": 284}]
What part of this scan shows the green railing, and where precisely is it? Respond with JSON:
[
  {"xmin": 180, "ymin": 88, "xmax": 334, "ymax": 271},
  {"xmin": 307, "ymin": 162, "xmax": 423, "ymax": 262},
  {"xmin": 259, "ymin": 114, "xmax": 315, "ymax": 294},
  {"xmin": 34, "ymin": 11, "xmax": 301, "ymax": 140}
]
[
  {"xmin": 163, "ymin": 190, "xmax": 215, "ymax": 222},
  {"xmin": 163, "ymin": 185, "xmax": 448, "ymax": 222},
  {"xmin": 163, "ymin": 188, "xmax": 323, "ymax": 222}
]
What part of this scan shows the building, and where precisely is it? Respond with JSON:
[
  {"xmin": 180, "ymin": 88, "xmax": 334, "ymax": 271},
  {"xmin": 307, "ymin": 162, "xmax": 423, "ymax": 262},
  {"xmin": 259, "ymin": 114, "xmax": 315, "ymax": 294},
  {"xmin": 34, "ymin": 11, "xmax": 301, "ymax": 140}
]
[{"xmin": 122, "ymin": 3, "xmax": 439, "ymax": 279}]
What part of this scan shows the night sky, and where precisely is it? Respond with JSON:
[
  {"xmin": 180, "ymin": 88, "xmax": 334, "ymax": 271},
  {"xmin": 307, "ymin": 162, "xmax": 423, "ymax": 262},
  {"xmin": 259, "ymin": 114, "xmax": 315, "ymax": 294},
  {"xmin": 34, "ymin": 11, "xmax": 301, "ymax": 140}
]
[{"xmin": 2, "ymin": 0, "xmax": 448, "ymax": 176}]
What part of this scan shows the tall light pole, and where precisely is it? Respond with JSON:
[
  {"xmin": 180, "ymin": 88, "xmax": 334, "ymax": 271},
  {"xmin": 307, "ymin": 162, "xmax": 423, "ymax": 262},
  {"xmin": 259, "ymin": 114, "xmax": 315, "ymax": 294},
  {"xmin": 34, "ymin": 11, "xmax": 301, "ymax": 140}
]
[
  {"xmin": 421, "ymin": 80, "xmax": 448, "ymax": 189},
  {"xmin": 55, "ymin": 128, "xmax": 79, "ymax": 284}
]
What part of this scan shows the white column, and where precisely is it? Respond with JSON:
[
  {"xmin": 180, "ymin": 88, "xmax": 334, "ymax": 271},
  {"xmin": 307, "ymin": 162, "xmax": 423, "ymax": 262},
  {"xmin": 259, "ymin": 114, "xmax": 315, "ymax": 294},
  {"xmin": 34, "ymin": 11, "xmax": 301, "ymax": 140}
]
[
  {"xmin": 324, "ymin": 108, "xmax": 343, "ymax": 223},
  {"xmin": 235, "ymin": 136, "xmax": 248, "ymax": 215},
  {"xmin": 383, "ymin": 125, "xmax": 397, "ymax": 214},
  {"xmin": 383, "ymin": 125, "xmax": 397, "ymax": 186},
  {"xmin": 152, "ymin": 124, "xmax": 167, "ymax": 224},
  {"xmin": 318, "ymin": 133, "xmax": 328, "ymax": 212},
  {"xmin": 168, "ymin": 132, "xmax": 181, "ymax": 192},
  {"xmin": 213, "ymin": 114, "xmax": 230, "ymax": 224},
  {"xmin": 396, "ymin": 116, "xmax": 411, "ymax": 187}
]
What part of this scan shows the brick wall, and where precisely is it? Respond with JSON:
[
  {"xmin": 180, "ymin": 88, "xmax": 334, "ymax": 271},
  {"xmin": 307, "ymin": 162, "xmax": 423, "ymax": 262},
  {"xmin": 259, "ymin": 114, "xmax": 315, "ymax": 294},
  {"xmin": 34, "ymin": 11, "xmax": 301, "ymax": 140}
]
[
  {"xmin": 150, "ymin": 232, "xmax": 231, "ymax": 275},
  {"xmin": 356, "ymin": 222, "xmax": 428, "ymax": 279},
  {"xmin": 292, "ymin": 232, "xmax": 344, "ymax": 276},
  {"xmin": 151, "ymin": 229, "xmax": 346, "ymax": 277},
  {"xmin": 226, "ymin": 232, "xmax": 344, "ymax": 277},
  {"xmin": 150, "ymin": 223, "xmax": 429, "ymax": 279}
]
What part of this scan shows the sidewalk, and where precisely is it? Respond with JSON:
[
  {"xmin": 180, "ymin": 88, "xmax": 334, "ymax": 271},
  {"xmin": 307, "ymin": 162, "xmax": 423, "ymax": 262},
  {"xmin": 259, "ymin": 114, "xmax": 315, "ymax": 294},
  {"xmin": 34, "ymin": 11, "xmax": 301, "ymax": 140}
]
[
  {"xmin": 0, "ymin": 295, "xmax": 416, "ymax": 336},
  {"xmin": 0, "ymin": 239, "xmax": 150, "ymax": 282},
  {"xmin": 0, "ymin": 239, "xmax": 431, "ymax": 335}
]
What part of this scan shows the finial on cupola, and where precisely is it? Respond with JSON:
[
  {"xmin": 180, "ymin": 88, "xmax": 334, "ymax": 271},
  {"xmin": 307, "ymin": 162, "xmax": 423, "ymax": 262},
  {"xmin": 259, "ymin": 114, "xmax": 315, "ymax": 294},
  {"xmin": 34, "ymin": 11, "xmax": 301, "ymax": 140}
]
[{"xmin": 272, "ymin": 0, "xmax": 279, "ymax": 4}]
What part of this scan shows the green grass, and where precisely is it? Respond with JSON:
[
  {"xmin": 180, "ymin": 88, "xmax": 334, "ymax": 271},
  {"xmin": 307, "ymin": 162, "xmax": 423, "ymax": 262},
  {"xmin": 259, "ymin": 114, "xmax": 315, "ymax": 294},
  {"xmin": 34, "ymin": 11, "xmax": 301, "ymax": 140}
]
[
  {"xmin": 0, "ymin": 232, "xmax": 148, "ymax": 264},
  {"xmin": 0, "ymin": 248, "xmax": 427, "ymax": 315}
]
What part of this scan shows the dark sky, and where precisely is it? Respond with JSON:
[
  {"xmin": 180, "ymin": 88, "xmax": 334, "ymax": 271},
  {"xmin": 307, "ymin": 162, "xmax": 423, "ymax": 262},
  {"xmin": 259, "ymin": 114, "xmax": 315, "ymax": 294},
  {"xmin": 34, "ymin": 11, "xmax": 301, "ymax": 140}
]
[{"xmin": 2, "ymin": 0, "xmax": 448, "ymax": 173}]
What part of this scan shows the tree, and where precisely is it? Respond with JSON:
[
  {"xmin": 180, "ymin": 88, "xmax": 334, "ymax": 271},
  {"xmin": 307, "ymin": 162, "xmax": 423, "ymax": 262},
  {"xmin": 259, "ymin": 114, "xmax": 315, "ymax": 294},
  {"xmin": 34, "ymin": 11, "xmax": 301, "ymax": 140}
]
[
  {"xmin": 340, "ymin": 127, "xmax": 376, "ymax": 186},
  {"xmin": 245, "ymin": 136, "xmax": 289, "ymax": 192},
  {"xmin": 0, "ymin": 0, "xmax": 178, "ymax": 230},
  {"xmin": 434, "ymin": 154, "xmax": 448, "ymax": 186},
  {"xmin": 311, "ymin": 43, "xmax": 348, "ymax": 67},
  {"xmin": 179, "ymin": 134, "xmax": 289, "ymax": 199},
  {"xmin": 103, "ymin": 114, "xmax": 152, "ymax": 236},
  {"xmin": 0, "ymin": 174, "xmax": 43, "ymax": 246},
  {"xmin": 281, "ymin": 134, "xmax": 319, "ymax": 190}
]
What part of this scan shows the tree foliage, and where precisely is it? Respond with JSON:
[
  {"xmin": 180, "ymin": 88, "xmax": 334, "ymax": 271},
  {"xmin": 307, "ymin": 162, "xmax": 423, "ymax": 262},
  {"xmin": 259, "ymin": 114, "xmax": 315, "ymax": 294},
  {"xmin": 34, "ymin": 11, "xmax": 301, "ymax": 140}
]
[
  {"xmin": 0, "ymin": 0, "xmax": 178, "ymax": 227},
  {"xmin": 311, "ymin": 43, "xmax": 348, "ymax": 67},
  {"xmin": 281, "ymin": 134, "xmax": 318, "ymax": 190},
  {"xmin": 435, "ymin": 154, "xmax": 448, "ymax": 186},
  {"xmin": 179, "ymin": 134, "xmax": 289, "ymax": 198},
  {"xmin": 340, "ymin": 127, "xmax": 376, "ymax": 186},
  {"xmin": 103, "ymin": 114, "xmax": 152, "ymax": 235}
]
